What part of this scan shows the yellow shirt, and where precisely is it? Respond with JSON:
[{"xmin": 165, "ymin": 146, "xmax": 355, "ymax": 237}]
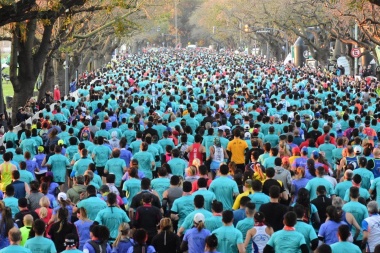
[
  {"xmin": 289, "ymin": 156, "xmax": 300, "ymax": 166},
  {"xmin": 232, "ymin": 189, "xmax": 254, "ymax": 210},
  {"xmin": 227, "ymin": 138, "xmax": 248, "ymax": 164}
]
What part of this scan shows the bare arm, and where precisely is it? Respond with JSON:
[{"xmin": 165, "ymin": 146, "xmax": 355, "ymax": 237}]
[
  {"xmin": 243, "ymin": 228, "xmax": 256, "ymax": 248},
  {"xmin": 237, "ymin": 243, "xmax": 246, "ymax": 253}
]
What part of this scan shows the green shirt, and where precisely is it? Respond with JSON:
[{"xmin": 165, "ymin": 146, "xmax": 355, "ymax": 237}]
[
  {"xmin": 151, "ymin": 177, "xmax": 170, "ymax": 201},
  {"xmin": 95, "ymin": 206, "xmax": 130, "ymax": 239},
  {"xmin": 213, "ymin": 225, "xmax": 244, "ymax": 253},
  {"xmin": 209, "ymin": 176, "xmax": 239, "ymax": 210},
  {"xmin": 92, "ymin": 145, "xmax": 111, "ymax": 167},
  {"xmin": 76, "ymin": 196, "xmax": 107, "ymax": 221},
  {"xmin": 24, "ymin": 235, "xmax": 56, "ymax": 253},
  {"xmin": 46, "ymin": 154, "xmax": 70, "ymax": 183},
  {"xmin": 236, "ymin": 217, "xmax": 254, "ymax": 253},
  {"xmin": 105, "ymin": 158, "xmax": 126, "ymax": 186},
  {"xmin": 267, "ymin": 229, "xmax": 306, "ymax": 253},
  {"xmin": 0, "ymin": 245, "xmax": 32, "ymax": 253}
]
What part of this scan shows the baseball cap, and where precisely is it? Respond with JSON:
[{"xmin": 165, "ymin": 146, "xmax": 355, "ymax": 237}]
[
  {"xmin": 193, "ymin": 213, "xmax": 205, "ymax": 223},
  {"xmin": 58, "ymin": 139, "xmax": 64, "ymax": 145},
  {"xmin": 244, "ymin": 132, "xmax": 251, "ymax": 140},
  {"xmin": 354, "ymin": 146, "xmax": 362, "ymax": 154},
  {"xmin": 244, "ymin": 124, "xmax": 250, "ymax": 130},
  {"xmin": 167, "ymin": 107, "xmax": 172, "ymax": 113},
  {"xmin": 38, "ymin": 146, "xmax": 44, "ymax": 152},
  {"xmin": 57, "ymin": 192, "xmax": 67, "ymax": 201},
  {"xmin": 292, "ymin": 147, "xmax": 300, "ymax": 154},
  {"xmin": 301, "ymin": 147, "xmax": 308, "ymax": 154},
  {"xmin": 312, "ymin": 150, "xmax": 319, "ymax": 158}
]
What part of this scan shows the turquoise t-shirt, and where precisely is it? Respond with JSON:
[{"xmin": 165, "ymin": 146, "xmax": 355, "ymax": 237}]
[
  {"xmin": 236, "ymin": 217, "xmax": 254, "ymax": 253},
  {"xmin": 73, "ymin": 157, "xmax": 93, "ymax": 177},
  {"xmin": 105, "ymin": 158, "xmax": 126, "ymax": 186},
  {"xmin": 129, "ymin": 140, "xmax": 142, "ymax": 154},
  {"xmin": 213, "ymin": 225, "xmax": 244, "ymax": 253},
  {"xmin": 3, "ymin": 197, "xmax": 19, "ymax": 218},
  {"xmin": 0, "ymin": 245, "xmax": 32, "ymax": 253},
  {"xmin": 343, "ymin": 187, "xmax": 370, "ymax": 202},
  {"xmin": 122, "ymin": 178, "xmax": 141, "ymax": 207},
  {"xmin": 353, "ymin": 168, "xmax": 374, "ymax": 190},
  {"xmin": 24, "ymin": 236, "xmax": 56, "ymax": 253},
  {"xmin": 19, "ymin": 170, "xmax": 34, "ymax": 185},
  {"xmin": 181, "ymin": 208, "xmax": 213, "ymax": 230},
  {"xmin": 209, "ymin": 176, "xmax": 239, "ymax": 210},
  {"xmin": 267, "ymin": 229, "xmax": 306, "ymax": 253},
  {"xmin": 248, "ymin": 192, "xmax": 270, "ymax": 210},
  {"xmin": 334, "ymin": 181, "xmax": 352, "ymax": 199},
  {"xmin": 192, "ymin": 189, "xmax": 216, "ymax": 212},
  {"xmin": 171, "ymin": 195, "xmax": 195, "ymax": 227},
  {"xmin": 330, "ymin": 241, "xmax": 361, "ymax": 253},
  {"xmin": 20, "ymin": 138, "xmax": 37, "ymax": 157},
  {"xmin": 132, "ymin": 151, "xmax": 154, "ymax": 179},
  {"xmin": 151, "ymin": 177, "xmax": 170, "ymax": 200},
  {"xmin": 92, "ymin": 145, "xmax": 111, "ymax": 167},
  {"xmin": 61, "ymin": 249, "xmax": 83, "ymax": 253},
  {"xmin": 168, "ymin": 158, "xmax": 187, "ymax": 177},
  {"xmin": 342, "ymin": 201, "xmax": 369, "ymax": 240},
  {"xmin": 305, "ymin": 177, "xmax": 335, "ymax": 200},
  {"xmin": 95, "ymin": 206, "xmax": 130, "ymax": 239},
  {"xmin": 294, "ymin": 220, "xmax": 318, "ymax": 252},
  {"xmin": 46, "ymin": 154, "xmax": 70, "ymax": 183},
  {"xmin": 76, "ymin": 196, "xmax": 107, "ymax": 221},
  {"xmin": 65, "ymin": 145, "xmax": 78, "ymax": 162},
  {"xmin": 205, "ymin": 215, "xmax": 223, "ymax": 232},
  {"xmin": 370, "ymin": 177, "xmax": 380, "ymax": 203}
]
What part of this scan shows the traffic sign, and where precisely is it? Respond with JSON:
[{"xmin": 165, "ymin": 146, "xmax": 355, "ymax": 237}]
[{"xmin": 351, "ymin": 48, "xmax": 361, "ymax": 58}]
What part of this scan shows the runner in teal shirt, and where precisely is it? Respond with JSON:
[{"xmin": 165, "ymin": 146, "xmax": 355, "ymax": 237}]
[
  {"xmin": 46, "ymin": 146, "xmax": 70, "ymax": 184},
  {"xmin": 72, "ymin": 149, "xmax": 93, "ymax": 177},
  {"xmin": 91, "ymin": 137, "xmax": 112, "ymax": 168},
  {"xmin": 132, "ymin": 142, "xmax": 155, "ymax": 179},
  {"xmin": 76, "ymin": 186, "xmax": 107, "ymax": 221},
  {"xmin": 265, "ymin": 211, "xmax": 308, "ymax": 253},
  {"xmin": 104, "ymin": 150, "xmax": 127, "ymax": 186},
  {"xmin": 94, "ymin": 193, "xmax": 130, "ymax": 240},
  {"xmin": 330, "ymin": 224, "xmax": 361, "ymax": 253},
  {"xmin": 151, "ymin": 168, "xmax": 170, "ymax": 201},
  {"xmin": 209, "ymin": 165, "xmax": 239, "ymax": 210},
  {"xmin": 122, "ymin": 169, "xmax": 141, "ymax": 207},
  {"xmin": 213, "ymin": 210, "xmax": 244, "ymax": 253},
  {"xmin": 167, "ymin": 151, "xmax": 187, "ymax": 177},
  {"xmin": 24, "ymin": 220, "xmax": 57, "ymax": 253},
  {"xmin": 236, "ymin": 203, "xmax": 255, "ymax": 253},
  {"xmin": 171, "ymin": 183, "xmax": 195, "ymax": 228}
]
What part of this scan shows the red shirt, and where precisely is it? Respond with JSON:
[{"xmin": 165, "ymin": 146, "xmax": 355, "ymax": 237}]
[{"xmin": 316, "ymin": 134, "xmax": 336, "ymax": 146}]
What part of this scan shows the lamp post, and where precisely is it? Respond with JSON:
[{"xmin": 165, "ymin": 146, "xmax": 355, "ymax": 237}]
[{"xmin": 64, "ymin": 53, "xmax": 69, "ymax": 96}]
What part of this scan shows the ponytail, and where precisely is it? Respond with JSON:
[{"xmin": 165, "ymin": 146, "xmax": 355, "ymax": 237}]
[{"xmin": 196, "ymin": 221, "xmax": 205, "ymax": 232}]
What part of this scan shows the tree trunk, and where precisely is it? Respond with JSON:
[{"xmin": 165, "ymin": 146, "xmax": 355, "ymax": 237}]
[
  {"xmin": 38, "ymin": 56, "xmax": 55, "ymax": 102},
  {"xmin": 53, "ymin": 58, "xmax": 65, "ymax": 95},
  {"xmin": 11, "ymin": 79, "xmax": 35, "ymax": 123}
]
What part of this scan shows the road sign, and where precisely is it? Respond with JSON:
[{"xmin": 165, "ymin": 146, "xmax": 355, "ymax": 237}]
[
  {"xmin": 351, "ymin": 48, "xmax": 361, "ymax": 58},
  {"xmin": 303, "ymin": 50, "xmax": 310, "ymax": 58}
]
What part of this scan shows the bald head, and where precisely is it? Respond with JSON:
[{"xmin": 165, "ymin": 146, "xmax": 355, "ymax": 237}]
[
  {"xmin": 374, "ymin": 148, "xmax": 380, "ymax": 158},
  {"xmin": 344, "ymin": 169, "xmax": 353, "ymax": 181}
]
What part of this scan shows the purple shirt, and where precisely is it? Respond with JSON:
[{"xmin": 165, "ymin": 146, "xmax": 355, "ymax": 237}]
[{"xmin": 318, "ymin": 220, "xmax": 347, "ymax": 245}]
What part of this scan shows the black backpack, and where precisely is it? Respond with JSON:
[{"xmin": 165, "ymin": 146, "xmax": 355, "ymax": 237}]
[
  {"xmin": 133, "ymin": 244, "xmax": 148, "ymax": 253},
  {"xmin": 89, "ymin": 240, "xmax": 108, "ymax": 253}
]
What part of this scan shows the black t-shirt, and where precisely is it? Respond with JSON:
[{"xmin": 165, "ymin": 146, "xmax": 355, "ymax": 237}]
[
  {"xmin": 15, "ymin": 209, "xmax": 39, "ymax": 228},
  {"xmin": 259, "ymin": 202, "xmax": 288, "ymax": 232},
  {"xmin": 151, "ymin": 231, "xmax": 181, "ymax": 253},
  {"xmin": 49, "ymin": 221, "xmax": 78, "ymax": 253},
  {"xmin": 311, "ymin": 195, "xmax": 332, "ymax": 225},
  {"xmin": 262, "ymin": 179, "xmax": 285, "ymax": 196},
  {"xmin": 134, "ymin": 204, "xmax": 162, "ymax": 238},
  {"xmin": 130, "ymin": 191, "xmax": 161, "ymax": 210}
]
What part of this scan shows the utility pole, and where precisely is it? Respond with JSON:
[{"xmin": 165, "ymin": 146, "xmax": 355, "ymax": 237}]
[
  {"xmin": 65, "ymin": 54, "xmax": 69, "ymax": 96},
  {"xmin": 354, "ymin": 23, "xmax": 358, "ymax": 76}
]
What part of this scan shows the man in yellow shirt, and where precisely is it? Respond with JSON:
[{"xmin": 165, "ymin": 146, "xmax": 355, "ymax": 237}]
[
  {"xmin": 227, "ymin": 128, "xmax": 248, "ymax": 171},
  {"xmin": 232, "ymin": 179, "xmax": 254, "ymax": 210}
]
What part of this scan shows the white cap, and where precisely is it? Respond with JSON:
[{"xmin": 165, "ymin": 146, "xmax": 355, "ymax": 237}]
[
  {"xmin": 244, "ymin": 124, "xmax": 250, "ymax": 130},
  {"xmin": 354, "ymin": 146, "xmax": 362, "ymax": 154},
  {"xmin": 167, "ymin": 107, "xmax": 172, "ymax": 113},
  {"xmin": 244, "ymin": 132, "xmax": 251, "ymax": 139},
  {"xmin": 57, "ymin": 192, "xmax": 67, "ymax": 201},
  {"xmin": 193, "ymin": 213, "xmax": 205, "ymax": 223}
]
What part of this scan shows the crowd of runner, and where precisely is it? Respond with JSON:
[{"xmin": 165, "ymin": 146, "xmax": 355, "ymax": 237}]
[{"xmin": 0, "ymin": 50, "xmax": 379, "ymax": 253}]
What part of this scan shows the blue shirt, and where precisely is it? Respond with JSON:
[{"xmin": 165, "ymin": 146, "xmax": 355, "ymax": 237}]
[
  {"xmin": 213, "ymin": 225, "xmax": 244, "ymax": 253},
  {"xmin": 183, "ymin": 228, "xmax": 211, "ymax": 253},
  {"xmin": 24, "ymin": 235, "xmax": 57, "ymax": 253},
  {"xmin": 318, "ymin": 220, "xmax": 348, "ymax": 245},
  {"xmin": 209, "ymin": 176, "xmax": 239, "ymax": 210},
  {"xmin": 267, "ymin": 229, "xmax": 306, "ymax": 253},
  {"xmin": 74, "ymin": 219, "xmax": 93, "ymax": 250},
  {"xmin": 330, "ymin": 241, "xmax": 361, "ymax": 253}
]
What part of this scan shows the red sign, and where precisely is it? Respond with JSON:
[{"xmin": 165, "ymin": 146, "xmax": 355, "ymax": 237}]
[{"xmin": 351, "ymin": 48, "xmax": 361, "ymax": 58}]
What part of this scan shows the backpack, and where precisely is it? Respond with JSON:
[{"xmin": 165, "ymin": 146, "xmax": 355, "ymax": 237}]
[
  {"xmin": 178, "ymin": 143, "xmax": 188, "ymax": 159},
  {"xmin": 133, "ymin": 244, "xmax": 147, "ymax": 253},
  {"xmin": 89, "ymin": 240, "xmax": 108, "ymax": 253},
  {"xmin": 80, "ymin": 126, "xmax": 92, "ymax": 141},
  {"xmin": 39, "ymin": 130, "xmax": 48, "ymax": 144}
]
